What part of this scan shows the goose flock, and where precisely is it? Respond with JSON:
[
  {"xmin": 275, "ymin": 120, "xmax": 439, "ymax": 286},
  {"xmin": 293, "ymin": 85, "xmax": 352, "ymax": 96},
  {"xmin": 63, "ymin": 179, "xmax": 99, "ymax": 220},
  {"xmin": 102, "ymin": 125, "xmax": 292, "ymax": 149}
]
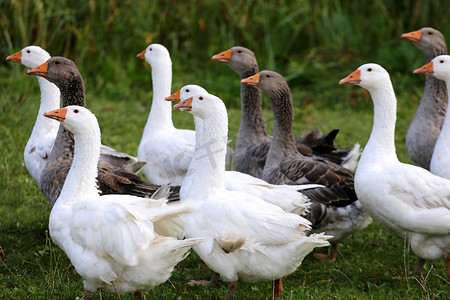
[{"xmin": 4, "ymin": 26, "xmax": 450, "ymax": 299}]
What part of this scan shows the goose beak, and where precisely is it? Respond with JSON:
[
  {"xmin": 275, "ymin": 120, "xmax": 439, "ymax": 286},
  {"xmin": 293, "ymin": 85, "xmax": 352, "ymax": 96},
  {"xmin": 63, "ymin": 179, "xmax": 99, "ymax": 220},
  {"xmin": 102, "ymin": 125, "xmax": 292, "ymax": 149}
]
[
  {"xmin": 241, "ymin": 74, "xmax": 260, "ymax": 86},
  {"xmin": 6, "ymin": 50, "xmax": 22, "ymax": 63},
  {"xmin": 44, "ymin": 107, "xmax": 67, "ymax": 122},
  {"xmin": 27, "ymin": 62, "xmax": 48, "ymax": 77},
  {"xmin": 165, "ymin": 90, "xmax": 181, "ymax": 102},
  {"xmin": 136, "ymin": 49, "xmax": 146, "ymax": 60},
  {"xmin": 339, "ymin": 69, "xmax": 361, "ymax": 85},
  {"xmin": 413, "ymin": 61, "xmax": 434, "ymax": 75},
  {"xmin": 212, "ymin": 49, "xmax": 232, "ymax": 63},
  {"xmin": 173, "ymin": 97, "xmax": 193, "ymax": 111},
  {"xmin": 401, "ymin": 30, "xmax": 422, "ymax": 43}
]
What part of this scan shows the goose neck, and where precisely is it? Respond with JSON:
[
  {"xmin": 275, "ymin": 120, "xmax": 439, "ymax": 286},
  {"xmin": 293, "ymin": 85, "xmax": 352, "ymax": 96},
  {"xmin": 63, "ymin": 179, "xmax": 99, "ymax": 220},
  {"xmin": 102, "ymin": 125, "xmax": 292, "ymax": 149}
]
[
  {"xmin": 56, "ymin": 125, "xmax": 101, "ymax": 204},
  {"xmin": 59, "ymin": 77, "xmax": 86, "ymax": 107},
  {"xmin": 33, "ymin": 77, "xmax": 61, "ymax": 132},
  {"xmin": 185, "ymin": 111, "xmax": 227, "ymax": 198},
  {"xmin": 362, "ymin": 85, "xmax": 398, "ymax": 163},
  {"xmin": 145, "ymin": 63, "xmax": 175, "ymax": 130}
]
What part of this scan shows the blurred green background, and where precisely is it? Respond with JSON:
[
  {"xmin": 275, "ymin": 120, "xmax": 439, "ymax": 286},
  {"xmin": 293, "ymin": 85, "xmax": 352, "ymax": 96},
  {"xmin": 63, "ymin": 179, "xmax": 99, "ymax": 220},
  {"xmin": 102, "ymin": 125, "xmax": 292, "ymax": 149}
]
[{"xmin": 2, "ymin": 0, "xmax": 450, "ymax": 107}]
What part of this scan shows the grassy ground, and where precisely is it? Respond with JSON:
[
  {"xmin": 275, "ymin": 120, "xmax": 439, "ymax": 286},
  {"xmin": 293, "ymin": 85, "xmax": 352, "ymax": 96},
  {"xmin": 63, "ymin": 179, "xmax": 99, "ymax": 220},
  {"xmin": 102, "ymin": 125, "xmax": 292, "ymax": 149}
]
[{"xmin": 1, "ymin": 61, "xmax": 449, "ymax": 299}]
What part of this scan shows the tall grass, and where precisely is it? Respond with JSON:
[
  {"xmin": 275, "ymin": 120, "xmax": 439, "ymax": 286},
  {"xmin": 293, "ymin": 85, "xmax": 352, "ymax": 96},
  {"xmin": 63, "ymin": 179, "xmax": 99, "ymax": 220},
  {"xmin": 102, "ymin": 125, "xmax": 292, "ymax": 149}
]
[{"xmin": 2, "ymin": 0, "xmax": 450, "ymax": 107}]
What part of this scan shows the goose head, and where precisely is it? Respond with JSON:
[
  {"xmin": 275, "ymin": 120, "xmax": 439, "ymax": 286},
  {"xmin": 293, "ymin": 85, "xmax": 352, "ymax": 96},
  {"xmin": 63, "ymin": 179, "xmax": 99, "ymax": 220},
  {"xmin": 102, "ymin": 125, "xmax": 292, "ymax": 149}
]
[
  {"xmin": 174, "ymin": 85, "xmax": 224, "ymax": 120},
  {"xmin": 241, "ymin": 70, "xmax": 287, "ymax": 98},
  {"xmin": 339, "ymin": 63, "xmax": 391, "ymax": 92},
  {"xmin": 413, "ymin": 55, "xmax": 450, "ymax": 82},
  {"xmin": 401, "ymin": 27, "xmax": 446, "ymax": 55},
  {"xmin": 212, "ymin": 46, "xmax": 258, "ymax": 75},
  {"xmin": 136, "ymin": 43, "xmax": 171, "ymax": 67},
  {"xmin": 26, "ymin": 57, "xmax": 81, "ymax": 88},
  {"xmin": 44, "ymin": 106, "xmax": 97, "ymax": 135},
  {"xmin": 6, "ymin": 46, "xmax": 51, "ymax": 69}
]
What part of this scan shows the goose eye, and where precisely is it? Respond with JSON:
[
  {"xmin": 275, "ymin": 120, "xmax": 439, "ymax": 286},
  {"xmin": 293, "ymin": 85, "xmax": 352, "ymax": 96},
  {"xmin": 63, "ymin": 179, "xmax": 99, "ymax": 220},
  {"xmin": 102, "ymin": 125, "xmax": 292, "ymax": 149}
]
[
  {"xmin": 26, "ymin": 50, "xmax": 30, "ymax": 53},
  {"xmin": 428, "ymin": 31, "xmax": 433, "ymax": 35},
  {"xmin": 199, "ymin": 96, "xmax": 203, "ymax": 100},
  {"xmin": 74, "ymin": 109, "xmax": 79, "ymax": 113},
  {"xmin": 265, "ymin": 74, "xmax": 270, "ymax": 78},
  {"xmin": 186, "ymin": 89, "xmax": 190, "ymax": 93},
  {"xmin": 149, "ymin": 48, "xmax": 152, "ymax": 51},
  {"xmin": 440, "ymin": 60, "xmax": 444, "ymax": 63},
  {"xmin": 54, "ymin": 61, "xmax": 60, "ymax": 65},
  {"xmin": 367, "ymin": 68, "xmax": 372, "ymax": 72},
  {"xmin": 237, "ymin": 50, "xmax": 242, "ymax": 53}
]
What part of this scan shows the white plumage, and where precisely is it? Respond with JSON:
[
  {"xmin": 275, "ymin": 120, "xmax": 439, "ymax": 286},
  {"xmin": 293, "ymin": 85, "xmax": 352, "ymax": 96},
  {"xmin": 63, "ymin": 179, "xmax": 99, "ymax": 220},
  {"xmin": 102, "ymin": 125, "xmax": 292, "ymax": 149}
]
[
  {"xmin": 173, "ymin": 85, "xmax": 330, "ymax": 298},
  {"xmin": 44, "ymin": 106, "xmax": 203, "ymax": 299},
  {"xmin": 340, "ymin": 63, "xmax": 450, "ymax": 277}
]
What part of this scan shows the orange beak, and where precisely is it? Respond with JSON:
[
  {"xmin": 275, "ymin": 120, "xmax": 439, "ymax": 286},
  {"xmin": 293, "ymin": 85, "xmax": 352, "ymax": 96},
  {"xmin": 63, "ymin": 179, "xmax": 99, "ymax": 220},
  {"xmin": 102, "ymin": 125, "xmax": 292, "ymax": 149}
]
[
  {"xmin": 241, "ymin": 74, "xmax": 260, "ymax": 86},
  {"xmin": 401, "ymin": 30, "xmax": 422, "ymax": 43},
  {"xmin": 27, "ymin": 62, "xmax": 48, "ymax": 77},
  {"xmin": 211, "ymin": 49, "xmax": 232, "ymax": 63},
  {"xmin": 136, "ymin": 49, "xmax": 146, "ymax": 60},
  {"xmin": 413, "ymin": 61, "xmax": 434, "ymax": 75},
  {"xmin": 339, "ymin": 69, "xmax": 361, "ymax": 85},
  {"xmin": 173, "ymin": 97, "xmax": 193, "ymax": 111},
  {"xmin": 6, "ymin": 50, "xmax": 22, "ymax": 63},
  {"xmin": 165, "ymin": 90, "xmax": 181, "ymax": 102},
  {"xmin": 44, "ymin": 107, "xmax": 67, "ymax": 122}
]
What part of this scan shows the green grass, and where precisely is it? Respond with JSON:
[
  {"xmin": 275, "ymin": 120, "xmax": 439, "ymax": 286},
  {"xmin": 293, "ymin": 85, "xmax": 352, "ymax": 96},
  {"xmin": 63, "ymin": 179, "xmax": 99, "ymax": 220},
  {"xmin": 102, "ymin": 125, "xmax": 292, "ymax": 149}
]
[{"xmin": 1, "ymin": 64, "xmax": 449, "ymax": 298}]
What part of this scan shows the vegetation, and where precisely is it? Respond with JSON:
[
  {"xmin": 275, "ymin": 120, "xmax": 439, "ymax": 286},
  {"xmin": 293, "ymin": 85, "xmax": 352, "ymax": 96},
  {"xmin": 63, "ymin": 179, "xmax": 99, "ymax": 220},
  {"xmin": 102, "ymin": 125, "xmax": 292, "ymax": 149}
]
[{"xmin": 1, "ymin": 0, "xmax": 449, "ymax": 299}]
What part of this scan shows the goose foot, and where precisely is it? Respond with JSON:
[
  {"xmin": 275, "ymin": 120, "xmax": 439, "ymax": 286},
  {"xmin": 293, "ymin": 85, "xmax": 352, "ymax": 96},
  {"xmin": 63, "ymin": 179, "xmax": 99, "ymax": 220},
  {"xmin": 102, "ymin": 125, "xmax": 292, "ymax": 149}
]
[
  {"xmin": 274, "ymin": 276, "xmax": 287, "ymax": 299},
  {"xmin": 77, "ymin": 291, "xmax": 95, "ymax": 300},
  {"xmin": 188, "ymin": 272, "xmax": 220, "ymax": 287},
  {"xmin": 413, "ymin": 258, "xmax": 425, "ymax": 277},
  {"xmin": 313, "ymin": 243, "xmax": 341, "ymax": 262},
  {"xmin": 224, "ymin": 281, "xmax": 238, "ymax": 300},
  {"xmin": 0, "ymin": 245, "xmax": 5, "ymax": 261},
  {"xmin": 134, "ymin": 291, "xmax": 143, "ymax": 300}
]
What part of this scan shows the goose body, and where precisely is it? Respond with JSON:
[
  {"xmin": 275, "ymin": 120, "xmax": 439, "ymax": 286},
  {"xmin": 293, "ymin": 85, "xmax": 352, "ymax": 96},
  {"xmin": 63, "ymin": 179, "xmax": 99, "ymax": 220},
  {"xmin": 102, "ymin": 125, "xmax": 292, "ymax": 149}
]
[
  {"xmin": 27, "ymin": 57, "xmax": 179, "ymax": 206},
  {"xmin": 173, "ymin": 86, "xmax": 330, "ymax": 298},
  {"xmin": 340, "ymin": 63, "xmax": 450, "ymax": 277},
  {"xmin": 137, "ymin": 44, "xmax": 232, "ymax": 186},
  {"xmin": 241, "ymin": 71, "xmax": 371, "ymax": 261},
  {"xmin": 401, "ymin": 27, "xmax": 448, "ymax": 169},
  {"xmin": 44, "ymin": 106, "xmax": 202, "ymax": 299},
  {"xmin": 6, "ymin": 46, "xmax": 60, "ymax": 187},
  {"xmin": 212, "ymin": 46, "xmax": 360, "ymax": 177}
]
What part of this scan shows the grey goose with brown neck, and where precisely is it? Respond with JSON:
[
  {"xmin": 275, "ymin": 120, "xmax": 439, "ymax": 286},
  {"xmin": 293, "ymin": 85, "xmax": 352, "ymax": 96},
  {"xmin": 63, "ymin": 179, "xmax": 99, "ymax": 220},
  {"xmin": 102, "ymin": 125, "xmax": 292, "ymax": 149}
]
[
  {"xmin": 241, "ymin": 70, "xmax": 371, "ymax": 261},
  {"xmin": 27, "ymin": 57, "xmax": 179, "ymax": 205},
  {"xmin": 402, "ymin": 27, "xmax": 448, "ymax": 170},
  {"xmin": 212, "ymin": 46, "xmax": 360, "ymax": 178}
]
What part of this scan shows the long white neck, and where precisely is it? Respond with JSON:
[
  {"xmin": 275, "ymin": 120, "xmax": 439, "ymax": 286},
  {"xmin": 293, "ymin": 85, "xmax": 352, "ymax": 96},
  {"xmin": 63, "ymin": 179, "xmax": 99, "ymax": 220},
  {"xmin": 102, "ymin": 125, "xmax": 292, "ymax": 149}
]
[
  {"xmin": 32, "ymin": 77, "xmax": 61, "ymax": 136},
  {"xmin": 360, "ymin": 83, "xmax": 399, "ymax": 165},
  {"xmin": 180, "ymin": 115, "xmax": 202, "ymax": 199},
  {"xmin": 56, "ymin": 124, "xmax": 101, "ymax": 205},
  {"xmin": 143, "ymin": 59, "xmax": 175, "ymax": 133},
  {"xmin": 431, "ymin": 78, "xmax": 450, "ymax": 177},
  {"xmin": 185, "ymin": 109, "xmax": 228, "ymax": 199}
]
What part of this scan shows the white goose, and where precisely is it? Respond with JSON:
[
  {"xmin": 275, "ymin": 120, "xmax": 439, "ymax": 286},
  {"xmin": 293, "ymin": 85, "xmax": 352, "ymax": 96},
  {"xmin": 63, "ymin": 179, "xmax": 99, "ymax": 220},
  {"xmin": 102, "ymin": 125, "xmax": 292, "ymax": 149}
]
[
  {"xmin": 166, "ymin": 85, "xmax": 322, "ymax": 214},
  {"xmin": 414, "ymin": 55, "xmax": 450, "ymax": 180},
  {"xmin": 340, "ymin": 63, "xmax": 450, "ymax": 278},
  {"xmin": 6, "ymin": 46, "xmax": 60, "ymax": 187},
  {"xmin": 43, "ymin": 106, "xmax": 203, "ymax": 300},
  {"xmin": 173, "ymin": 86, "xmax": 330, "ymax": 299}
]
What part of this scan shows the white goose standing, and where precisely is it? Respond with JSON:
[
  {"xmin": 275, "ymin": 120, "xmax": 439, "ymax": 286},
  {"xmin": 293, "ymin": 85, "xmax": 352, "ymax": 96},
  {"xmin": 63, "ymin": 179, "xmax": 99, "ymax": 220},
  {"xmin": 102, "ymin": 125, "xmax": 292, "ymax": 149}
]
[
  {"xmin": 43, "ymin": 106, "xmax": 203, "ymax": 300},
  {"xmin": 173, "ymin": 86, "xmax": 330, "ymax": 299},
  {"xmin": 340, "ymin": 63, "xmax": 450, "ymax": 277},
  {"xmin": 6, "ymin": 46, "xmax": 60, "ymax": 187}
]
